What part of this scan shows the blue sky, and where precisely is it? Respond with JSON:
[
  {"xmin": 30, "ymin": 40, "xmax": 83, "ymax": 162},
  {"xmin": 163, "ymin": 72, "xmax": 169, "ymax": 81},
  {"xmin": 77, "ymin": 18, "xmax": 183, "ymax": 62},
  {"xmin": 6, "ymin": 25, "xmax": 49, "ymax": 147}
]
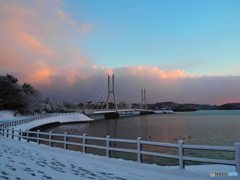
[
  {"xmin": 1, "ymin": 0, "xmax": 240, "ymax": 104},
  {"xmin": 61, "ymin": 0, "xmax": 240, "ymax": 76}
]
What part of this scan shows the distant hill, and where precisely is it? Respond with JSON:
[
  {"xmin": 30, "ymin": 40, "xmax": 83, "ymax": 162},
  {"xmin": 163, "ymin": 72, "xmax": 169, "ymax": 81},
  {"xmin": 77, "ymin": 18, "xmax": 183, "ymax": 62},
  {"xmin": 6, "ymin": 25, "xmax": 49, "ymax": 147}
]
[
  {"xmin": 218, "ymin": 103, "xmax": 240, "ymax": 110},
  {"xmin": 148, "ymin": 102, "xmax": 240, "ymax": 111}
]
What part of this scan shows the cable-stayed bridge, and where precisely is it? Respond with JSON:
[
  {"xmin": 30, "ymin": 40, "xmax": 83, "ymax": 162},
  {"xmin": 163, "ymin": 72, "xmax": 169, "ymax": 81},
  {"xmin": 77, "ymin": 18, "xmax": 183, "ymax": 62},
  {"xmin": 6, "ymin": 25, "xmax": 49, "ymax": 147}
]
[{"xmin": 81, "ymin": 74, "xmax": 152, "ymax": 118}]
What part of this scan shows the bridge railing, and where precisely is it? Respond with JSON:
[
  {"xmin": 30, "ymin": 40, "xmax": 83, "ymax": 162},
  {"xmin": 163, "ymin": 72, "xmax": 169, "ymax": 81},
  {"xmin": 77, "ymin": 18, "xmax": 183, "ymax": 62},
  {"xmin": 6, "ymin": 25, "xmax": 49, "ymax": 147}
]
[
  {"xmin": 0, "ymin": 127, "xmax": 239, "ymax": 175},
  {"xmin": 0, "ymin": 112, "xmax": 81, "ymax": 128}
]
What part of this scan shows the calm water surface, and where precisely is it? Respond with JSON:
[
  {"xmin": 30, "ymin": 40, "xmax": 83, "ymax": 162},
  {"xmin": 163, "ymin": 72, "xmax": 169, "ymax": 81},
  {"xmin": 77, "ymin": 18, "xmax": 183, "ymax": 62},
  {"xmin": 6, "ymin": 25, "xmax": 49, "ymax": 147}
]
[{"xmin": 41, "ymin": 110, "xmax": 240, "ymax": 166}]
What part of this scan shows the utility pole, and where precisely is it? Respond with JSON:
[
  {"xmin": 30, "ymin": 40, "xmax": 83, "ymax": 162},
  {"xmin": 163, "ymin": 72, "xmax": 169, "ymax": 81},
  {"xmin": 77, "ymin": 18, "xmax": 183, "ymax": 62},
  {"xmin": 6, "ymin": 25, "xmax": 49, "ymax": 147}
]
[{"xmin": 106, "ymin": 74, "xmax": 118, "ymax": 113}]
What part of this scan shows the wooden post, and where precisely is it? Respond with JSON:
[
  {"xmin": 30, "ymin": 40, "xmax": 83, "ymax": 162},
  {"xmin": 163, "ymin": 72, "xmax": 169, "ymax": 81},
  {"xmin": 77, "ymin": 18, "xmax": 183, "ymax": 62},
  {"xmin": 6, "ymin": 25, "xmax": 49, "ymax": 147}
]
[
  {"xmin": 106, "ymin": 135, "xmax": 111, "ymax": 158},
  {"xmin": 235, "ymin": 143, "xmax": 240, "ymax": 175},
  {"xmin": 37, "ymin": 130, "xmax": 40, "ymax": 144},
  {"xmin": 83, "ymin": 133, "xmax": 87, "ymax": 153},
  {"xmin": 49, "ymin": 131, "xmax": 53, "ymax": 147},
  {"xmin": 178, "ymin": 141, "xmax": 185, "ymax": 169},
  {"xmin": 64, "ymin": 132, "xmax": 68, "ymax": 149},
  {"xmin": 137, "ymin": 137, "xmax": 142, "ymax": 163}
]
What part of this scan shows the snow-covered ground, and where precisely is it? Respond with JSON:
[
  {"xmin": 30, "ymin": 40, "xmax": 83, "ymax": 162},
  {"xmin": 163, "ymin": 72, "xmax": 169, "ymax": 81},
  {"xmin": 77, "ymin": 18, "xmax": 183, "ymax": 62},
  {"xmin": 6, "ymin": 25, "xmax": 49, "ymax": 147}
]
[
  {"xmin": 153, "ymin": 110, "xmax": 174, "ymax": 114},
  {"xmin": 0, "ymin": 110, "xmax": 36, "ymax": 123},
  {"xmin": 1, "ymin": 137, "xmax": 238, "ymax": 180},
  {"xmin": 0, "ymin": 110, "xmax": 239, "ymax": 179}
]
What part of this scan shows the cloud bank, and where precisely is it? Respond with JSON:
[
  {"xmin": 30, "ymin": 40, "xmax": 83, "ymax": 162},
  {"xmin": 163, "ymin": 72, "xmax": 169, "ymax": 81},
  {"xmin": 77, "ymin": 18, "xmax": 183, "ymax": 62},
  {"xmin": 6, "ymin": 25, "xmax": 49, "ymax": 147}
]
[{"xmin": 0, "ymin": 0, "xmax": 240, "ymax": 105}]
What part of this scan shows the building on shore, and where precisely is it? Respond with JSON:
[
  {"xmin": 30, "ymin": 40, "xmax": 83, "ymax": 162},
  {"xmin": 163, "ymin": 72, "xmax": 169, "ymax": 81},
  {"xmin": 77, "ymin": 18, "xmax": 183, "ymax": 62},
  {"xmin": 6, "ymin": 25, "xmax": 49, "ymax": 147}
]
[{"xmin": 117, "ymin": 102, "xmax": 132, "ymax": 109}]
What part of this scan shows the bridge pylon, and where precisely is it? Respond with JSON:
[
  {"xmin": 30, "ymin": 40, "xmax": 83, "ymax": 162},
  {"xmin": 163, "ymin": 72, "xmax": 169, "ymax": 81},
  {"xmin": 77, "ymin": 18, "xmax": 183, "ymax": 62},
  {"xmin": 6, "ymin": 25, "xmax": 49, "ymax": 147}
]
[
  {"xmin": 106, "ymin": 74, "xmax": 118, "ymax": 114},
  {"xmin": 141, "ymin": 89, "xmax": 148, "ymax": 110}
]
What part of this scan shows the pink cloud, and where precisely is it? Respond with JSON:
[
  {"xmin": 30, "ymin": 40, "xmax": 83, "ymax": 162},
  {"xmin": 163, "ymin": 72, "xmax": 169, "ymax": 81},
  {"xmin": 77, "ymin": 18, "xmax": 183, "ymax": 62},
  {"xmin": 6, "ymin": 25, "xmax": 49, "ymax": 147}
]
[
  {"xmin": 126, "ymin": 66, "xmax": 193, "ymax": 79},
  {"xmin": 105, "ymin": 69, "xmax": 114, "ymax": 76},
  {"xmin": 0, "ymin": 0, "xmax": 92, "ymax": 86}
]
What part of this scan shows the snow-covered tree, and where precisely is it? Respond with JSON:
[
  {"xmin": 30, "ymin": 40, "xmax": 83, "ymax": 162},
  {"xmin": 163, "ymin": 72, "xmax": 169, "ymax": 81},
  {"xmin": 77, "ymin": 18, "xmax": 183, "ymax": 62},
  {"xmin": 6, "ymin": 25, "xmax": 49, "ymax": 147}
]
[{"xmin": 0, "ymin": 74, "xmax": 42, "ymax": 114}]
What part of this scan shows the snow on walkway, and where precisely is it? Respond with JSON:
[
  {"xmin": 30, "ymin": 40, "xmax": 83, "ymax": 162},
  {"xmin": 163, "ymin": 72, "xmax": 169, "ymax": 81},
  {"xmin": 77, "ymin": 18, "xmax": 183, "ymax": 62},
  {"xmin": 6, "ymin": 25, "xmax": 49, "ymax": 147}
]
[{"xmin": 1, "ymin": 137, "xmax": 237, "ymax": 180}]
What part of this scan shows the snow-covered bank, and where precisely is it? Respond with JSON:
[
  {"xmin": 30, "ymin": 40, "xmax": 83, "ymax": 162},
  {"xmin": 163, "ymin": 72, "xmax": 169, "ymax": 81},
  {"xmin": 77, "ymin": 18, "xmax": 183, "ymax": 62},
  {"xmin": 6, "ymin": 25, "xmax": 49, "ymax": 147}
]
[
  {"xmin": 14, "ymin": 114, "xmax": 94, "ymax": 131},
  {"xmin": 153, "ymin": 110, "xmax": 174, "ymax": 114},
  {"xmin": 1, "ymin": 137, "xmax": 238, "ymax": 180},
  {"xmin": 0, "ymin": 110, "xmax": 94, "ymax": 131}
]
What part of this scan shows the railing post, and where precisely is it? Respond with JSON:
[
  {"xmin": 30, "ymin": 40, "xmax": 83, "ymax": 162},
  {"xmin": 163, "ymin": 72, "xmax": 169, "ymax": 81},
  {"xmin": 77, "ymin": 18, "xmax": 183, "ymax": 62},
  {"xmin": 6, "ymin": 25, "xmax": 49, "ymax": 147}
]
[
  {"xmin": 178, "ymin": 141, "xmax": 185, "ymax": 169},
  {"xmin": 64, "ymin": 132, "xmax": 68, "ymax": 149},
  {"xmin": 37, "ymin": 130, "xmax": 40, "ymax": 144},
  {"xmin": 137, "ymin": 137, "xmax": 142, "ymax": 163},
  {"xmin": 83, "ymin": 133, "xmax": 87, "ymax": 153},
  {"xmin": 12, "ymin": 128, "xmax": 14, "ymax": 139},
  {"xmin": 18, "ymin": 129, "xmax": 22, "ymax": 141},
  {"xmin": 27, "ymin": 131, "xmax": 29, "ymax": 143},
  {"xmin": 49, "ymin": 131, "xmax": 53, "ymax": 147},
  {"xmin": 235, "ymin": 143, "xmax": 240, "ymax": 175},
  {"xmin": 6, "ymin": 128, "xmax": 9, "ymax": 138},
  {"xmin": 106, "ymin": 135, "xmax": 111, "ymax": 158}
]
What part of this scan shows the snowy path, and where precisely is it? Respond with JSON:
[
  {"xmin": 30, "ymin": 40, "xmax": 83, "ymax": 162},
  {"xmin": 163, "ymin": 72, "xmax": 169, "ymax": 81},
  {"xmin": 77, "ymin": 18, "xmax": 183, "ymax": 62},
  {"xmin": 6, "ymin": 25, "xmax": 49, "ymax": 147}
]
[{"xmin": 1, "ymin": 137, "xmax": 238, "ymax": 180}]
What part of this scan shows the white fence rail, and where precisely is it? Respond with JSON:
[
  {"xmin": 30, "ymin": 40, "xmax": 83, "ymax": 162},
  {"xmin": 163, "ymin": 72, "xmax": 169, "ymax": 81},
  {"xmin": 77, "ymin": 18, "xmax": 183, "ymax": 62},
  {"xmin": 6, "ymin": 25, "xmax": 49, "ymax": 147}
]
[
  {"xmin": 0, "ymin": 112, "xmax": 81, "ymax": 128},
  {"xmin": 0, "ymin": 126, "xmax": 239, "ymax": 174}
]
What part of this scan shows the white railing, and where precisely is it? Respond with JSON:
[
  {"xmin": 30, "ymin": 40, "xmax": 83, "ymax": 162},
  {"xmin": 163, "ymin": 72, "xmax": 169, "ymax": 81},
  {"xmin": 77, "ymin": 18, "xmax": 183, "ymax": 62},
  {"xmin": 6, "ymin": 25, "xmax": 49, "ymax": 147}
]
[
  {"xmin": 0, "ymin": 112, "xmax": 81, "ymax": 128},
  {"xmin": 0, "ymin": 126, "xmax": 239, "ymax": 175}
]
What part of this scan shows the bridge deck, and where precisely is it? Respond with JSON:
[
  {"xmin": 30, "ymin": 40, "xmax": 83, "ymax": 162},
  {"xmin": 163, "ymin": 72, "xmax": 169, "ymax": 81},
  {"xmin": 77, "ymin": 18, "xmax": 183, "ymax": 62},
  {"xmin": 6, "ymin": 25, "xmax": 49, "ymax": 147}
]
[{"xmin": 83, "ymin": 109, "xmax": 152, "ymax": 115}]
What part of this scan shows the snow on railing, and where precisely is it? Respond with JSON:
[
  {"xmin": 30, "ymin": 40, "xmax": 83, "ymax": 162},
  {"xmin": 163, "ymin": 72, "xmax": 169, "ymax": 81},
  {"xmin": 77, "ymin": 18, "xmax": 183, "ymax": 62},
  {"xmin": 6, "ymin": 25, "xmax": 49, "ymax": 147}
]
[
  {"xmin": 0, "ymin": 112, "xmax": 81, "ymax": 128},
  {"xmin": 0, "ymin": 126, "xmax": 239, "ymax": 175}
]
